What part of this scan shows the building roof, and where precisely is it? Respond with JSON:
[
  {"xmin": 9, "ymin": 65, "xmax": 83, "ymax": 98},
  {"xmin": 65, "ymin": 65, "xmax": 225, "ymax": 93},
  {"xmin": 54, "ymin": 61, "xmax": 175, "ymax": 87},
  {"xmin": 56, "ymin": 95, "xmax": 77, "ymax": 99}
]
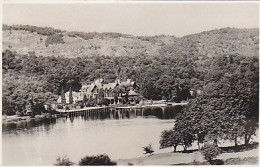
[
  {"xmin": 87, "ymin": 83, "xmax": 96, "ymax": 92},
  {"xmin": 128, "ymin": 90, "xmax": 139, "ymax": 96},
  {"xmin": 94, "ymin": 79, "xmax": 104, "ymax": 89},
  {"xmin": 105, "ymin": 97, "xmax": 114, "ymax": 100},
  {"xmin": 81, "ymin": 78, "xmax": 136, "ymax": 93},
  {"xmin": 120, "ymin": 79, "xmax": 134, "ymax": 87},
  {"xmin": 103, "ymin": 83, "xmax": 118, "ymax": 90},
  {"xmin": 81, "ymin": 84, "xmax": 90, "ymax": 90}
]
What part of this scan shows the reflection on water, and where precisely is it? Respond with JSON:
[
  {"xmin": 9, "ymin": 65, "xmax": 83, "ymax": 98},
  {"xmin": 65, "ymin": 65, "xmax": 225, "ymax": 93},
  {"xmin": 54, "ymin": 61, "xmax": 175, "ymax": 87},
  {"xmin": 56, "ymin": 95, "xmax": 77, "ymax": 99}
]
[
  {"xmin": 2, "ymin": 106, "xmax": 182, "ymax": 165},
  {"xmin": 3, "ymin": 106, "xmax": 182, "ymax": 132},
  {"xmin": 2, "ymin": 117, "xmax": 57, "ymax": 132}
]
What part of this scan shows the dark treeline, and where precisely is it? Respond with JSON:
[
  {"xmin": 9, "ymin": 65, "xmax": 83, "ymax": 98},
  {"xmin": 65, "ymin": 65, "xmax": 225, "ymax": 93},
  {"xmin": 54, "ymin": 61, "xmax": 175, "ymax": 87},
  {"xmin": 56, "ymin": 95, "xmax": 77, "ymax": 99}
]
[
  {"xmin": 2, "ymin": 48, "xmax": 258, "ymax": 116},
  {"xmin": 67, "ymin": 31, "xmax": 125, "ymax": 40},
  {"xmin": 3, "ymin": 24, "xmax": 126, "ymax": 39},
  {"xmin": 2, "ymin": 24, "xmax": 63, "ymax": 36}
]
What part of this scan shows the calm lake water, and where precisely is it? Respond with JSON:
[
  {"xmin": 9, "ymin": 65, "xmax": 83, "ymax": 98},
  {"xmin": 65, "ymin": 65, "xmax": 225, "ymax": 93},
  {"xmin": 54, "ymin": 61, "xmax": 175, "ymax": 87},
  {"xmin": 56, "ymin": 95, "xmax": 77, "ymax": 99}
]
[{"xmin": 3, "ymin": 116, "xmax": 176, "ymax": 165}]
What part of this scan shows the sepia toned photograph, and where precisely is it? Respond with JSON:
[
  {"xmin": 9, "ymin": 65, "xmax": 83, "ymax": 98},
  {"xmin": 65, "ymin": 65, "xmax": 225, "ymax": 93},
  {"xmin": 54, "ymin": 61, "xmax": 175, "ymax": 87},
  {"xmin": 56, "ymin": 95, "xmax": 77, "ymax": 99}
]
[{"xmin": 2, "ymin": 1, "xmax": 259, "ymax": 166}]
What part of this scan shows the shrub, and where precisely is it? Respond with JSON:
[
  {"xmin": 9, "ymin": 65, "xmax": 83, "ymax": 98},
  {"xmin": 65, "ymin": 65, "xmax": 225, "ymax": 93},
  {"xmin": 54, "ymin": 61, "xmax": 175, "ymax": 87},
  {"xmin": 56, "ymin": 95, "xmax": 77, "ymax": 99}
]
[
  {"xmin": 143, "ymin": 144, "xmax": 154, "ymax": 156},
  {"xmin": 45, "ymin": 34, "xmax": 64, "ymax": 46},
  {"xmin": 57, "ymin": 105, "xmax": 64, "ymax": 109},
  {"xmin": 97, "ymin": 98, "xmax": 110, "ymax": 106},
  {"xmin": 200, "ymin": 144, "xmax": 222, "ymax": 162},
  {"xmin": 209, "ymin": 159, "xmax": 224, "ymax": 165},
  {"xmin": 78, "ymin": 154, "xmax": 116, "ymax": 166},
  {"xmin": 54, "ymin": 155, "xmax": 74, "ymax": 166}
]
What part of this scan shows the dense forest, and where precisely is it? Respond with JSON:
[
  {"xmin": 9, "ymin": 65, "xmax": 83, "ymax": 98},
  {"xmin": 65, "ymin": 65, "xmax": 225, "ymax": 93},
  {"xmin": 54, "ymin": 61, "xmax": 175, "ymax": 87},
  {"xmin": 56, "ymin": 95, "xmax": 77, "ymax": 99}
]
[{"xmin": 2, "ymin": 25, "xmax": 259, "ymax": 120}]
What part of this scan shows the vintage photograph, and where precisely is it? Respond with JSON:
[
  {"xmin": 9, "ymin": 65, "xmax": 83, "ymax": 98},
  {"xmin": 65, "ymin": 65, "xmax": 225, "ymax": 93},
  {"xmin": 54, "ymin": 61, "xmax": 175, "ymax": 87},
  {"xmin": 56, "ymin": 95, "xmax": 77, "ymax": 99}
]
[{"xmin": 2, "ymin": 1, "xmax": 259, "ymax": 166}]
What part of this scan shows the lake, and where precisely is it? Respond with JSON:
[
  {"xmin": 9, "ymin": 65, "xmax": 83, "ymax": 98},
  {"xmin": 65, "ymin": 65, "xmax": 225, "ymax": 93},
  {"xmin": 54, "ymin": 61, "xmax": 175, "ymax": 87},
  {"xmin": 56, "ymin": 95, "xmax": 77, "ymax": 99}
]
[{"xmin": 2, "ymin": 115, "xmax": 176, "ymax": 165}]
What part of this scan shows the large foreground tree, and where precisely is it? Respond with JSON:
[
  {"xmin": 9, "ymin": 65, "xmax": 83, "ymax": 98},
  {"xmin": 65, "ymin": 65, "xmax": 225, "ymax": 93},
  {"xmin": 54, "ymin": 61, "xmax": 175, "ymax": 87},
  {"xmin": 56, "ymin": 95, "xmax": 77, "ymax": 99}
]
[{"xmin": 160, "ymin": 56, "xmax": 258, "ymax": 149}]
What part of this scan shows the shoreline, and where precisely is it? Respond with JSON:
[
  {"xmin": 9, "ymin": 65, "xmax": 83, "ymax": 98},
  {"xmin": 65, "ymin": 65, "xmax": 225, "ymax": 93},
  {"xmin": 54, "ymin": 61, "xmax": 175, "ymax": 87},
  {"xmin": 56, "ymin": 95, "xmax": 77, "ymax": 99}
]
[
  {"xmin": 2, "ymin": 114, "xmax": 56, "ymax": 123},
  {"xmin": 2, "ymin": 114, "xmax": 57, "ymax": 131}
]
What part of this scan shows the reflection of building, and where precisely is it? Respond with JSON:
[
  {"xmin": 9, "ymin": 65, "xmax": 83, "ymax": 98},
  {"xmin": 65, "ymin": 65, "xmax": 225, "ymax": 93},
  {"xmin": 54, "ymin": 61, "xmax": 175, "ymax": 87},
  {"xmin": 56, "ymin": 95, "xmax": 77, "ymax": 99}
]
[{"xmin": 57, "ymin": 78, "xmax": 141, "ymax": 106}]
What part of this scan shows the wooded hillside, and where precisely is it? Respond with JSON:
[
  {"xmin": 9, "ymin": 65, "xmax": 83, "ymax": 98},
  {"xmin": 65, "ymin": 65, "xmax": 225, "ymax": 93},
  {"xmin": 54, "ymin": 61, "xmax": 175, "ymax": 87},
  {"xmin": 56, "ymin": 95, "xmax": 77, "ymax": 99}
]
[{"xmin": 2, "ymin": 24, "xmax": 259, "ymax": 116}]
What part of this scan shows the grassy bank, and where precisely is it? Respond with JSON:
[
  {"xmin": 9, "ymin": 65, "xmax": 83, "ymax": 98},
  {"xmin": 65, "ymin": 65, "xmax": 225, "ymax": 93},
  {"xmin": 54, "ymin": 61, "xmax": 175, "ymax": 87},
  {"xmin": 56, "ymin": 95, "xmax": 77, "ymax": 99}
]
[
  {"xmin": 177, "ymin": 157, "xmax": 258, "ymax": 165},
  {"xmin": 117, "ymin": 144, "xmax": 258, "ymax": 165}
]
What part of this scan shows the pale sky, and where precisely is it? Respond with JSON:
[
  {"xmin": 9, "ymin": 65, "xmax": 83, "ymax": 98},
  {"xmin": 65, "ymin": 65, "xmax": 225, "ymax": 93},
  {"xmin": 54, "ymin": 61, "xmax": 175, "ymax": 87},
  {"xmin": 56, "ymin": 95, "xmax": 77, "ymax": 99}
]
[{"xmin": 2, "ymin": 2, "xmax": 259, "ymax": 37}]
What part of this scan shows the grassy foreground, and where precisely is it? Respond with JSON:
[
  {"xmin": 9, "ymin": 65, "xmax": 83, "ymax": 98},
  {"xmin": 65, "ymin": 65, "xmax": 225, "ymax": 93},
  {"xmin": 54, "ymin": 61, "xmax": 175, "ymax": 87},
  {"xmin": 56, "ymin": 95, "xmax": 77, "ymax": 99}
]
[
  {"xmin": 117, "ymin": 143, "xmax": 258, "ymax": 165},
  {"xmin": 177, "ymin": 157, "xmax": 258, "ymax": 165}
]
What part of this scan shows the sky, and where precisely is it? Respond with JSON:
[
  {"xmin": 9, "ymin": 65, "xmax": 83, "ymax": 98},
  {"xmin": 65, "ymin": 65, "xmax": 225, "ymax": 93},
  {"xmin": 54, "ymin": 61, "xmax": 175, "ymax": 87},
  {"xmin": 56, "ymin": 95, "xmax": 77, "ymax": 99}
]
[{"xmin": 2, "ymin": 2, "xmax": 259, "ymax": 37}]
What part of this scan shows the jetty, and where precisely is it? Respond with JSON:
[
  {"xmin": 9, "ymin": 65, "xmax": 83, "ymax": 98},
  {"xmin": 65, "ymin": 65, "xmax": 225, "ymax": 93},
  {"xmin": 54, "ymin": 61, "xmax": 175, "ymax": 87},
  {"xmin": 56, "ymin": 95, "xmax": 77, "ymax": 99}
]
[{"xmin": 55, "ymin": 102, "xmax": 188, "ymax": 118}]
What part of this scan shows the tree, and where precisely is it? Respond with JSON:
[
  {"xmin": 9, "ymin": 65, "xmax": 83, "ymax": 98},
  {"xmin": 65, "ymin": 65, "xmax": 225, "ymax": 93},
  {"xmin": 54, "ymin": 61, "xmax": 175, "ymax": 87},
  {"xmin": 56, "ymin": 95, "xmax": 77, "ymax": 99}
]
[
  {"xmin": 61, "ymin": 88, "xmax": 66, "ymax": 105},
  {"xmin": 172, "ymin": 68, "xmax": 258, "ymax": 148},
  {"xmin": 83, "ymin": 94, "xmax": 88, "ymax": 106},
  {"xmin": 142, "ymin": 144, "xmax": 154, "ymax": 156},
  {"xmin": 155, "ymin": 75, "xmax": 175, "ymax": 100},
  {"xmin": 233, "ymin": 69, "xmax": 259, "ymax": 145},
  {"xmin": 160, "ymin": 129, "xmax": 182, "ymax": 152},
  {"xmin": 87, "ymin": 96, "xmax": 96, "ymax": 106},
  {"xmin": 44, "ymin": 91, "xmax": 59, "ymax": 113},
  {"xmin": 2, "ymin": 49, "xmax": 17, "ymax": 70},
  {"xmin": 2, "ymin": 72, "xmax": 56, "ymax": 116},
  {"xmin": 200, "ymin": 144, "xmax": 221, "ymax": 162},
  {"xmin": 45, "ymin": 34, "xmax": 64, "ymax": 46},
  {"xmin": 2, "ymin": 97, "xmax": 15, "ymax": 115},
  {"xmin": 78, "ymin": 154, "xmax": 116, "ymax": 166},
  {"xmin": 173, "ymin": 109, "xmax": 195, "ymax": 151},
  {"xmin": 54, "ymin": 156, "xmax": 74, "ymax": 166},
  {"xmin": 224, "ymin": 115, "xmax": 246, "ymax": 147},
  {"xmin": 69, "ymin": 87, "xmax": 73, "ymax": 104},
  {"xmin": 97, "ymin": 89, "xmax": 105, "ymax": 105}
]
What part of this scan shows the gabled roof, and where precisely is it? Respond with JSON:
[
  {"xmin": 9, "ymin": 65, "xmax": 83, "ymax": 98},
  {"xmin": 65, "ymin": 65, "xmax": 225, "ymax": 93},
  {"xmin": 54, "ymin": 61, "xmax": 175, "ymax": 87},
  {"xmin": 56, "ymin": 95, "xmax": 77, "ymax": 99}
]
[
  {"xmin": 103, "ymin": 83, "xmax": 118, "ymax": 90},
  {"xmin": 81, "ymin": 84, "xmax": 90, "ymax": 91},
  {"xmin": 128, "ymin": 90, "xmax": 139, "ymax": 96},
  {"xmin": 120, "ymin": 80, "xmax": 135, "ymax": 87},
  {"xmin": 94, "ymin": 79, "xmax": 104, "ymax": 89},
  {"xmin": 95, "ymin": 83, "xmax": 103, "ymax": 89},
  {"xmin": 88, "ymin": 83, "xmax": 97, "ymax": 92},
  {"xmin": 81, "ymin": 79, "xmax": 136, "ymax": 92}
]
